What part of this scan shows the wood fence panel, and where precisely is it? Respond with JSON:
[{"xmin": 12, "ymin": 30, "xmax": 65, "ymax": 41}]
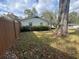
[
  {"xmin": 0, "ymin": 17, "xmax": 20, "ymax": 57},
  {"xmin": 15, "ymin": 21, "xmax": 20, "ymax": 39}
]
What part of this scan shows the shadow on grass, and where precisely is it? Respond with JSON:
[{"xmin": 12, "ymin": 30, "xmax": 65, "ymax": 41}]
[{"xmin": 15, "ymin": 32, "xmax": 77, "ymax": 59}]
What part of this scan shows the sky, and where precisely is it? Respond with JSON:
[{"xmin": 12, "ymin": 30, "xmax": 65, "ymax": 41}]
[{"xmin": 0, "ymin": 0, "xmax": 79, "ymax": 17}]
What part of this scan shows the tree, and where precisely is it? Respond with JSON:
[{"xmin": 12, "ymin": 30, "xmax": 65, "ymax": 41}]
[
  {"xmin": 32, "ymin": 7, "xmax": 38, "ymax": 17},
  {"xmin": 41, "ymin": 10, "xmax": 56, "ymax": 28},
  {"xmin": 24, "ymin": 9, "xmax": 33, "ymax": 18},
  {"xmin": 55, "ymin": 0, "xmax": 70, "ymax": 36},
  {"xmin": 69, "ymin": 12, "xmax": 79, "ymax": 24},
  {"xmin": 24, "ymin": 7, "xmax": 38, "ymax": 18}
]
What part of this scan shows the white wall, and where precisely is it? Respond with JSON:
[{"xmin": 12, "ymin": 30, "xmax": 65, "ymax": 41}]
[{"xmin": 21, "ymin": 18, "xmax": 48, "ymax": 26}]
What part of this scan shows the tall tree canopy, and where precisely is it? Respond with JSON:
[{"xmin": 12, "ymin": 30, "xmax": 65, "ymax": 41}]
[
  {"xmin": 32, "ymin": 7, "xmax": 38, "ymax": 17},
  {"xmin": 69, "ymin": 12, "xmax": 79, "ymax": 24},
  {"xmin": 24, "ymin": 9, "xmax": 33, "ymax": 18},
  {"xmin": 24, "ymin": 7, "xmax": 38, "ymax": 18},
  {"xmin": 41, "ymin": 10, "xmax": 57, "ymax": 28}
]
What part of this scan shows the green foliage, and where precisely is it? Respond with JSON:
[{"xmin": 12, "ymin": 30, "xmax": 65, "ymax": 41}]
[
  {"xmin": 24, "ymin": 9, "xmax": 33, "ymax": 18},
  {"xmin": 69, "ymin": 12, "xmax": 79, "ymax": 24},
  {"xmin": 41, "ymin": 10, "xmax": 57, "ymax": 27},
  {"xmin": 21, "ymin": 26, "xmax": 49, "ymax": 32},
  {"xmin": 21, "ymin": 26, "xmax": 31, "ymax": 32},
  {"xmin": 31, "ymin": 26, "xmax": 49, "ymax": 31},
  {"xmin": 32, "ymin": 7, "xmax": 38, "ymax": 17},
  {"xmin": 24, "ymin": 7, "xmax": 38, "ymax": 18}
]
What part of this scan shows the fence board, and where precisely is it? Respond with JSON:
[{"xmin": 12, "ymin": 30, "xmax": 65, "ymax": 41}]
[{"xmin": 0, "ymin": 17, "xmax": 20, "ymax": 57}]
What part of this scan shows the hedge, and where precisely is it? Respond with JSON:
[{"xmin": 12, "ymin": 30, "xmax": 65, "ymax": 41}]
[{"xmin": 21, "ymin": 26, "xmax": 49, "ymax": 32}]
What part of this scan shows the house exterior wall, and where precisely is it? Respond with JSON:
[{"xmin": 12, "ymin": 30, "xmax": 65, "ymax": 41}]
[{"xmin": 21, "ymin": 18, "xmax": 48, "ymax": 27}]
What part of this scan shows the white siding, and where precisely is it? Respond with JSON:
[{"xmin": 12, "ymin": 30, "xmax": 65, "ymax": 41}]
[{"xmin": 21, "ymin": 18, "xmax": 48, "ymax": 26}]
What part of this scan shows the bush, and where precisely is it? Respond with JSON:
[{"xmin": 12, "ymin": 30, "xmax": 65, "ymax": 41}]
[
  {"xmin": 21, "ymin": 26, "xmax": 31, "ymax": 32},
  {"xmin": 31, "ymin": 26, "xmax": 49, "ymax": 31},
  {"xmin": 21, "ymin": 26, "xmax": 49, "ymax": 32}
]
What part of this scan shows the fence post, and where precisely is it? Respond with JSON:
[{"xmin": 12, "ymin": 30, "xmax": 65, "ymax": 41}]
[{"xmin": 13, "ymin": 20, "xmax": 16, "ymax": 39}]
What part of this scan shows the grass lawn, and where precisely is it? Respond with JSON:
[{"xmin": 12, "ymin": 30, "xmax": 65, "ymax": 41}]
[{"xmin": 15, "ymin": 30, "xmax": 79, "ymax": 59}]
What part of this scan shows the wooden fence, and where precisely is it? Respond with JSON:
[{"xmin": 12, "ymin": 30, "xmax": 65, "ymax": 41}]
[{"xmin": 0, "ymin": 16, "xmax": 20, "ymax": 57}]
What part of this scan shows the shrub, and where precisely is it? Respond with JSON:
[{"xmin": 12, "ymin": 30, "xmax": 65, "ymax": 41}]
[
  {"xmin": 20, "ymin": 26, "xmax": 31, "ymax": 32},
  {"xmin": 31, "ymin": 26, "xmax": 49, "ymax": 31},
  {"xmin": 21, "ymin": 26, "xmax": 49, "ymax": 32}
]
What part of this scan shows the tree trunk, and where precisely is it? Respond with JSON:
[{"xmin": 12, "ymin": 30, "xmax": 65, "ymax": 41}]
[{"xmin": 56, "ymin": 0, "xmax": 70, "ymax": 36}]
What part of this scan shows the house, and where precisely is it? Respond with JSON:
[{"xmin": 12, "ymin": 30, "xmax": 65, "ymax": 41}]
[
  {"xmin": 68, "ymin": 23, "xmax": 79, "ymax": 29},
  {"xmin": 20, "ymin": 17, "xmax": 49, "ymax": 27}
]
